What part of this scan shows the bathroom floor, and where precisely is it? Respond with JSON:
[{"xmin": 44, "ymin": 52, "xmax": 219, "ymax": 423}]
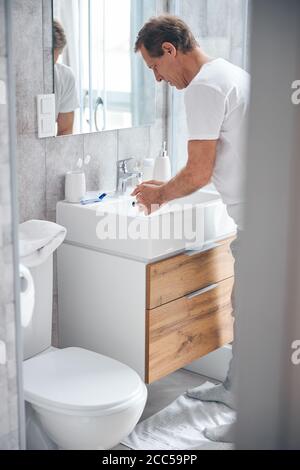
[{"xmin": 112, "ymin": 369, "xmax": 219, "ymax": 450}]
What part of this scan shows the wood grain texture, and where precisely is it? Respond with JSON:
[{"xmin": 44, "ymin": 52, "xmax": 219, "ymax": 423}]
[
  {"xmin": 146, "ymin": 237, "xmax": 235, "ymax": 309},
  {"xmin": 145, "ymin": 277, "xmax": 234, "ymax": 383}
]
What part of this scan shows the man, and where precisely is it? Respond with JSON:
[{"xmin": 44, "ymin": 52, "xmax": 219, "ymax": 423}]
[
  {"xmin": 53, "ymin": 19, "xmax": 79, "ymax": 136},
  {"xmin": 132, "ymin": 15, "xmax": 250, "ymax": 443}
]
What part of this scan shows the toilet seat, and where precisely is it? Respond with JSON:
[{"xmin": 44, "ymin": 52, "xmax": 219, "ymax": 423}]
[{"xmin": 23, "ymin": 347, "xmax": 145, "ymax": 416}]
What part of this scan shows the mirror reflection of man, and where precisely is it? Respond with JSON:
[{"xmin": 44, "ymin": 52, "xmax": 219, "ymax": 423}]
[{"xmin": 53, "ymin": 19, "xmax": 79, "ymax": 136}]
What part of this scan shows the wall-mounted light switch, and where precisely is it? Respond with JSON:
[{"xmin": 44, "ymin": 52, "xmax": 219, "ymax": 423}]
[
  {"xmin": 37, "ymin": 94, "xmax": 56, "ymax": 138},
  {"xmin": 41, "ymin": 96, "xmax": 53, "ymax": 114},
  {"xmin": 0, "ymin": 340, "xmax": 7, "ymax": 365}
]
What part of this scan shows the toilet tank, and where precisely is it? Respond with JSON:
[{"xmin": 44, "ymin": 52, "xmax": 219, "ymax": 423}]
[{"xmin": 23, "ymin": 255, "xmax": 53, "ymax": 360}]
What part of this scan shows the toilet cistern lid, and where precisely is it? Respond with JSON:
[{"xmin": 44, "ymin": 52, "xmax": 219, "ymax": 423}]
[{"xmin": 23, "ymin": 347, "xmax": 144, "ymax": 413}]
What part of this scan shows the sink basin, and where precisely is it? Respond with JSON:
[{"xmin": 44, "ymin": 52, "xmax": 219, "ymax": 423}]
[{"xmin": 56, "ymin": 190, "xmax": 235, "ymax": 261}]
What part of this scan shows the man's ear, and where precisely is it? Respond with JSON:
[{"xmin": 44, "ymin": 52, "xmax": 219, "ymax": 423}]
[{"xmin": 161, "ymin": 42, "xmax": 177, "ymax": 57}]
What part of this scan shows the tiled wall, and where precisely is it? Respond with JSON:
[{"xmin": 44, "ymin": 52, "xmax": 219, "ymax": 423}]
[
  {"xmin": 0, "ymin": 0, "xmax": 19, "ymax": 450},
  {"xmin": 12, "ymin": 0, "xmax": 168, "ymax": 345}
]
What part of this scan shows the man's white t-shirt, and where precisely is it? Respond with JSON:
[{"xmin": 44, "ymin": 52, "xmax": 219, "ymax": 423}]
[
  {"xmin": 54, "ymin": 63, "xmax": 79, "ymax": 120},
  {"xmin": 184, "ymin": 58, "xmax": 250, "ymax": 230}
]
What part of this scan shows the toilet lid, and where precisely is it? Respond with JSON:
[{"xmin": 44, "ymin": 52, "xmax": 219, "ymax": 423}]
[{"xmin": 23, "ymin": 347, "xmax": 144, "ymax": 413}]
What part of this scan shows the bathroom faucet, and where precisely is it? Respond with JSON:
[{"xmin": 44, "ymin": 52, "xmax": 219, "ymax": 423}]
[{"xmin": 116, "ymin": 158, "xmax": 143, "ymax": 194}]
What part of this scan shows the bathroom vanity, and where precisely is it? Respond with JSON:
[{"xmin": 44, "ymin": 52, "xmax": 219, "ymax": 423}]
[
  {"xmin": 57, "ymin": 191, "xmax": 235, "ymax": 383},
  {"xmin": 145, "ymin": 238, "xmax": 234, "ymax": 382}
]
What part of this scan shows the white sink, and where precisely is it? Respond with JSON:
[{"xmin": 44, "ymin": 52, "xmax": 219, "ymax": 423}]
[{"xmin": 56, "ymin": 190, "xmax": 235, "ymax": 261}]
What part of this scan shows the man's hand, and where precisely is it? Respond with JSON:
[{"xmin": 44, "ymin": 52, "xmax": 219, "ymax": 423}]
[
  {"xmin": 131, "ymin": 139, "xmax": 217, "ymax": 214},
  {"xmin": 131, "ymin": 181, "xmax": 165, "ymax": 215}
]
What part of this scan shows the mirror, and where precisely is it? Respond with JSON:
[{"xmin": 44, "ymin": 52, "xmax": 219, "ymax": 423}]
[{"xmin": 52, "ymin": 0, "xmax": 156, "ymax": 136}]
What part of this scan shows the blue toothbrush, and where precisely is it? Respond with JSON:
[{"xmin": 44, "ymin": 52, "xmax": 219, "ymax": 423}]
[{"xmin": 80, "ymin": 193, "xmax": 107, "ymax": 205}]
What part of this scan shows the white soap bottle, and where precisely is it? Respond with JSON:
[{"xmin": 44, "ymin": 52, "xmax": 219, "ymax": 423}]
[{"xmin": 153, "ymin": 141, "xmax": 172, "ymax": 182}]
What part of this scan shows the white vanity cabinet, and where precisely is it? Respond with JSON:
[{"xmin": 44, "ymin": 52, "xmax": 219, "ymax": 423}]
[
  {"xmin": 57, "ymin": 243, "xmax": 147, "ymax": 378},
  {"xmin": 57, "ymin": 236, "xmax": 235, "ymax": 383}
]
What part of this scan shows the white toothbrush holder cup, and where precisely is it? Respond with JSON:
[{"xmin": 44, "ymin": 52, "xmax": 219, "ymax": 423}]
[{"xmin": 65, "ymin": 171, "xmax": 86, "ymax": 203}]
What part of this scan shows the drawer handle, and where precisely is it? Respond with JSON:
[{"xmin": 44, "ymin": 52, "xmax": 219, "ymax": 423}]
[
  {"xmin": 187, "ymin": 283, "xmax": 218, "ymax": 299},
  {"xmin": 186, "ymin": 242, "xmax": 222, "ymax": 257}
]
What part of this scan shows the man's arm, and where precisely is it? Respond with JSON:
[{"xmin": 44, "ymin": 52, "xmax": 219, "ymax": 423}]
[
  {"xmin": 57, "ymin": 111, "xmax": 75, "ymax": 136},
  {"xmin": 132, "ymin": 140, "xmax": 217, "ymax": 212},
  {"xmin": 159, "ymin": 139, "xmax": 217, "ymax": 203}
]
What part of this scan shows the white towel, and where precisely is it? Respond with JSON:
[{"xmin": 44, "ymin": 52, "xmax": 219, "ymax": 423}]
[
  {"xmin": 121, "ymin": 382, "xmax": 235, "ymax": 450},
  {"xmin": 19, "ymin": 220, "xmax": 67, "ymax": 268}
]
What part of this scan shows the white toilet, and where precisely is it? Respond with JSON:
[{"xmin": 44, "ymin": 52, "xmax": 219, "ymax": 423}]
[{"xmin": 22, "ymin": 242, "xmax": 147, "ymax": 450}]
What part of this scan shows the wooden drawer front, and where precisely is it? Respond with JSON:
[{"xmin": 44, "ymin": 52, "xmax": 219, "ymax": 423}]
[
  {"xmin": 145, "ymin": 277, "xmax": 234, "ymax": 384},
  {"xmin": 146, "ymin": 237, "xmax": 234, "ymax": 309}
]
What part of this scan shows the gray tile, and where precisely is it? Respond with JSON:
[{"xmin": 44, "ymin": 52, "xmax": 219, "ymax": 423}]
[
  {"xmin": 46, "ymin": 208, "xmax": 56, "ymax": 223},
  {"xmin": 42, "ymin": 0, "xmax": 53, "ymax": 49},
  {"xmin": 3, "ymin": 264, "xmax": 13, "ymax": 305},
  {"xmin": 0, "ymin": 54, "xmax": 7, "ymax": 81},
  {"xmin": 7, "ymin": 363, "xmax": 17, "ymax": 390},
  {"xmin": 17, "ymin": 134, "xmax": 46, "ymax": 222},
  {"xmin": 1, "ymin": 203, "xmax": 12, "ymax": 228},
  {"xmin": 83, "ymin": 130, "xmax": 118, "ymax": 193},
  {"xmin": 52, "ymin": 252, "xmax": 58, "ymax": 346},
  {"xmin": 118, "ymin": 126, "xmax": 150, "ymax": 162},
  {"xmin": 45, "ymin": 133, "xmax": 84, "ymax": 216},
  {"xmin": 0, "ymin": 0, "xmax": 6, "ymax": 57},
  {"xmin": 15, "ymin": 83, "xmax": 42, "ymax": 137},
  {"xmin": 8, "ymin": 394, "xmax": 19, "ymax": 433},
  {"xmin": 12, "ymin": 0, "xmax": 44, "ymax": 136},
  {"xmin": 0, "ymin": 402, "xmax": 10, "ymax": 440},
  {"xmin": 12, "ymin": 1, "xmax": 43, "ymax": 88},
  {"xmin": 0, "ymin": 163, "xmax": 11, "ymax": 204},
  {"xmin": 0, "ymin": 429, "xmax": 19, "ymax": 450},
  {"xmin": 43, "ymin": 48, "xmax": 54, "ymax": 95},
  {"xmin": 0, "ymin": 59, "xmax": 9, "ymax": 164},
  {"xmin": 3, "ymin": 225, "xmax": 13, "ymax": 248},
  {"xmin": 3, "ymin": 240, "xmax": 13, "ymax": 266},
  {"xmin": 5, "ymin": 301, "xmax": 15, "ymax": 326},
  {"xmin": 52, "ymin": 293, "xmax": 59, "ymax": 347},
  {"xmin": 0, "ymin": 130, "xmax": 9, "ymax": 165}
]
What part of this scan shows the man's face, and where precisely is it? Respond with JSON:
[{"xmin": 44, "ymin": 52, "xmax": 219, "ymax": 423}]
[{"xmin": 140, "ymin": 44, "xmax": 186, "ymax": 90}]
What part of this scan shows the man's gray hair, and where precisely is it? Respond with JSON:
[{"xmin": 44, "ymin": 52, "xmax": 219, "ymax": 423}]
[
  {"xmin": 53, "ymin": 19, "xmax": 67, "ymax": 50},
  {"xmin": 135, "ymin": 14, "xmax": 198, "ymax": 57}
]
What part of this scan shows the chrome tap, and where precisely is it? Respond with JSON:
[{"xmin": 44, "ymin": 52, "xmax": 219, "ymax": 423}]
[{"xmin": 116, "ymin": 158, "xmax": 143, "ymax": 194}]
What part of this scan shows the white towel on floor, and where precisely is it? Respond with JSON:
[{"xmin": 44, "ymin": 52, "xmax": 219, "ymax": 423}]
[
  {"xmin": 19, "ymin": 220, "xmax": 66, "ymax": 267},
  {"xmin": 121, "ymin": 381, "xmax": 235, "ymax": 450}
]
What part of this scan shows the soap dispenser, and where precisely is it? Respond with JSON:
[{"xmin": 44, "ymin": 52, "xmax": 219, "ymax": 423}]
[{"xmin": 153, "ymin": 141, "xmax": 172, "ymax": 182}]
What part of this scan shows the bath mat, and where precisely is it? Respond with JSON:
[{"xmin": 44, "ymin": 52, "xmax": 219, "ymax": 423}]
[{"xmin": 121, "ymin": 381, "xmax": 235, "ymax": 450}]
